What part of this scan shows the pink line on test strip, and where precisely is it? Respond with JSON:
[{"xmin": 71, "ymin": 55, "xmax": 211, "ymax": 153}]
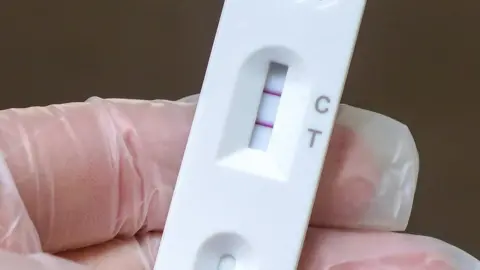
[
  {"xmin": 255, "ymin": 120, "xmax": 274, "ymax": 128},
  {"xmin": 263, "ymin": 88, "xmax": 282, "ymax": 97}
]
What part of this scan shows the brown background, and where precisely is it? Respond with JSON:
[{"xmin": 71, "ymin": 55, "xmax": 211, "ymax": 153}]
[{"xmin": 1, "ymin": 0, "xmax": 479, "ymax": 258}]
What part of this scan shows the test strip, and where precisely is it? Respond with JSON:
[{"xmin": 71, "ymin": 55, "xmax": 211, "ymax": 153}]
[
  {"xmin": 249, "ymin": 62, "xmax": 288, "ymax": 151},
  {"xmin": 154, "ymin": 0, "xmax": 366, "ymax": 270}
]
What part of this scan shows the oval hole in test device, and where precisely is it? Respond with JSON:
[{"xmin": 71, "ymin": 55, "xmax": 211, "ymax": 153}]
[{"xmin": 194, "ymin": 233, "xmax": 257, "ymax": 270}]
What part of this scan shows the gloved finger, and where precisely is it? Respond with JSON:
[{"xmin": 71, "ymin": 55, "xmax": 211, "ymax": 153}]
[
  {"xmin": 60, "ymin": 230, "xmax": 478, "ymax": 270},
  {"xmin": 0, "ymin": 251, "xmax": 86, "ymax": 270},
  {"xmin": 0, "ymin": 96, "xmax": 417, "ymax": 254},
  {"xmin": 59, "ymin": 233, "xmax": 162, "ymax": 270},
  {"xmin": 0, "ymin": 98, "xmax": 195, "ymax": 253},
  {"xmin": 312, "ymin": 103, "xmax": 418, "ymax": 231},
  {"xmin": 298, "ymin": 229, "xmax": 479, "ymax": 270}
]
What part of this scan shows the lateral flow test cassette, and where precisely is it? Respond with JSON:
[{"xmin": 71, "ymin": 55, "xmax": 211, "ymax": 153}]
[{"xmin": 154, "ymin": 0, "xmax": 366, "ymax": 269}]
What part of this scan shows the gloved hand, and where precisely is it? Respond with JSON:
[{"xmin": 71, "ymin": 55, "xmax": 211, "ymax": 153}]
[{"xmin": 0, "ymin": 95, "xmax": 478, "ymax": 270}]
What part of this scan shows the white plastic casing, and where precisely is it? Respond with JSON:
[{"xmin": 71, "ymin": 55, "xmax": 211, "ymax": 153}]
[{"xmin": 154, "ymin": 0, "xmax": 366, "ymax": 269}]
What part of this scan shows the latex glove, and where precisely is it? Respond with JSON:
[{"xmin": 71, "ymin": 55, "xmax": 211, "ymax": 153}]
[{"xmin": 0, "ymin": 95, "xmax": 478, "ymax": 270}]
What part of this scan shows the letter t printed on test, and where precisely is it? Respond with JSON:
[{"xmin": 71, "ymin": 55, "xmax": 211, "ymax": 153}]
[{"xmin": 154, "ymin": 0, "xmax": 367, "ymax": 270}]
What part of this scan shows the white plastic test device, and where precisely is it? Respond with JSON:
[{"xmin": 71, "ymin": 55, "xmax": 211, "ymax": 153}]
[{"xmin": 154, "ymin": 0, "xmax": 366, "ymax": 269}]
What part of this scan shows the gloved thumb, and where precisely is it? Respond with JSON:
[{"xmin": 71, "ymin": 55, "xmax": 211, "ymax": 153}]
[{"xmin": 0, "ymin": 251, "xmax": 86, "ymax": 270}]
